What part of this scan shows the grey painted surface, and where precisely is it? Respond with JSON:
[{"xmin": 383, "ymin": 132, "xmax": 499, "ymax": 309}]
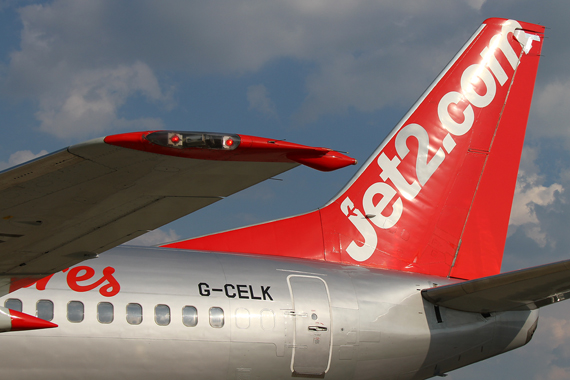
[{"xmin": 0, "ymin": 246, "xmax": 536, "ymax": 379}]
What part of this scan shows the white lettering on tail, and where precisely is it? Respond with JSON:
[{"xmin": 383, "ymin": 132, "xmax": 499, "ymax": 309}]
[{"xmin": 341, "ymin": 20, "xmax": 540, "ymax": 262}]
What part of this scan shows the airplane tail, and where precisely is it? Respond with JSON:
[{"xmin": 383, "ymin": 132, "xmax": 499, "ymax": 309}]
[{"xmin": 163, "ymin": 18, "xmax": 545, "ymax": 280}]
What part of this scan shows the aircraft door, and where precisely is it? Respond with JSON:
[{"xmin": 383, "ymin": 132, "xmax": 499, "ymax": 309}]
[{"xmin": 288, "ymin": 275, "xmax": 332, "ymax": 376}]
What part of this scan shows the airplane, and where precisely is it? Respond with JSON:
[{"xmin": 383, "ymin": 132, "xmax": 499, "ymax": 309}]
[{"xmin": 0, "ymin": 17, "xmax": 561, "ymax": 379}]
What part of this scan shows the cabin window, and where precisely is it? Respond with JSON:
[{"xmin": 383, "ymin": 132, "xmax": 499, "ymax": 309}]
[
  {"xmin": 155, "ymin": 304, "xmax": 170, "ymax": 326},
  {"xmin": 4, "ymin": 298, "xmax": 22, "ymax": 312},
  {"xmin": 126, "ymin": 303, "xmax": 142, "ymax": 325},
  {"xmin": 182, "ymin": 306, "xmax": 198, "ymax": 327},
  {"xmin": 67, "ymin": 301, "xmax": 84, "ymax": 323},
  {"xmin": 235, "ymin": 308, "xmax": 250, "ymax": 329},
  {"xmin": 98, "ymin": 302, "xmax": 114, "ymax": 324},
  {"xmin": 209, "ymin": 307, "xmax": 224, "ymax": 328},
  {"xmin": 36, "ymin": 300, "xmax": 54, "ymax": 321},
  {"xmin": 260, "ymin": 309, "xmax": 275, "ymax": 330}
]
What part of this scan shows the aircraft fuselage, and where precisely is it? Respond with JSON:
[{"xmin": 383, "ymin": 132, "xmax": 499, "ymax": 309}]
[{"xmin": 0, "ymin": 246, "xmax": 537, "ymax": 379}]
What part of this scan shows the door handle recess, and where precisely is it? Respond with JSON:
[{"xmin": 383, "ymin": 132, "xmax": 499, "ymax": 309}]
[
  {"xmin": 286, "ymin": 311, "xmax": 307, "ymax": 317},
  {"xmin": 308, "ymin": 326, "xmax": 328, "ymax": 332}
]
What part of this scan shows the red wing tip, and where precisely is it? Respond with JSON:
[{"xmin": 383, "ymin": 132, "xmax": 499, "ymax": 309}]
[
  {"xmin": 9, "ymin": 309, "xmax": 58, "ymax": 331},
  {"xmin": 104, "ymin": 130, "xmax": 356, "ymax": 171},
  {"xmin": 287, "ymin": 151, "xmax": 357, "ymax": 171}
]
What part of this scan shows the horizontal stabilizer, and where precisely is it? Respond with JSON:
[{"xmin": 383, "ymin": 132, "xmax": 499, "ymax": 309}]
[{"xmin": 421, "ymin": 260, "xmax": 570, "ymax": 313}]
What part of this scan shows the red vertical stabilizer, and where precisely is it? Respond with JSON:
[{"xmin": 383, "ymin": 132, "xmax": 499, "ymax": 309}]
[{"xmin": 163, "ymin": 18, "xmax": 545, "ymax": 280}]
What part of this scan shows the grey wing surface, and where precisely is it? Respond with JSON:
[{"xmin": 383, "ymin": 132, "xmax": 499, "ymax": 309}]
[{"xmin": 0, "ymin": 131, "xmax": 355, "ymax": 296}]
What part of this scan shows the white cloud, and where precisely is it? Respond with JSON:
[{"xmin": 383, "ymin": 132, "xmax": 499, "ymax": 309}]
[
  {"xmin": 8, "ymin": 149, "xmax": 48, "ymax": 166},
  {"xmin": 510, "ymin": 173, "xmax": 563, "ymax": 226},
  {"xmin": 466, "ymin": 0, "xmax": 487, "ymax": 10},
  {"xmin": 2, "ymin": 0, "xmax": 481, "ymax": 133},
  {"xmin": 126, "ymin": 228, "xmax": 180, "ymax": 247},
  {"xmin": 0, "ymin": 149, "xmax": 48, "ymax": 171},
  {"xmin": 531, "ymin": 77, "xmax": 570, "ymax": 144},
  {"xmin": 529, "ymin": 307, "xmax": 570, "ymax": 380},
  {"xmin": 509, "ymin": 148, "xmax": 563, "ymax": 247},
  {"xmin": 540, "ymin": 316, "xmax": 570, "ymax": 346},
  {"xmin": 539, "ymin": 367, "xmax": 570, "ymax": 380},
  {"xmin": 5, "ymin": 0, "xmax": 570, "ymax": 133},
  {"xmin": 247, "ymin": 84, "xmax": 277, "ymax": 117},
  {"xmin": 4, "ymin": 1, "xmax": 173, "ymax": 139},
  {"xmin": 33, "ymin": 62, "xmax": 170, "ymax": 139},
  {"xmin": 294, "ymin": 46, "xmax": 446, "ymax": 123}
]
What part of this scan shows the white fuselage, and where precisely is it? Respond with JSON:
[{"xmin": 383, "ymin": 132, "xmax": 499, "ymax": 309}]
[{"xmin": 0, "ymin": 246, "xmax": 538, "ymax": 379}]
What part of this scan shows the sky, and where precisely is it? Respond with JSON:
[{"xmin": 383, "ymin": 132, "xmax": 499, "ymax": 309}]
[{"xmin": 1, "ymin": 0, "xmax": 570, "ymax": 378}]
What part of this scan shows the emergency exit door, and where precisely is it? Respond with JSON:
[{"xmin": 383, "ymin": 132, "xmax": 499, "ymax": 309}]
[{"xmin": 288, "ymin": 275, "xmax": 332, "ymax": 376}]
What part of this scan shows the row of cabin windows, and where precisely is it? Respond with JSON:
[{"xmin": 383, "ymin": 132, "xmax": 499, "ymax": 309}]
[{"xmin": 4, "ymin": 298, "xmax": 224, "ymax": 328}]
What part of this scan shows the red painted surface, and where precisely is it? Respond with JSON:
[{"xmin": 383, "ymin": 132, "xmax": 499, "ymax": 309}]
[
  {"xmin": 449, "ymin": 27, "xmax": 543, "ymax": 279},
  {"xmin": 20, "ymin": 266, "xmax": 121, "ymax": 297},
  {"xmin": 162, "ymin": 19, "xmax": 544, "ymax": 280},
  {"xmin": 166, "ymin": 212, "xmax": 325, "ymax": 261},
  {"xmin": 9, "ymin": 309, "xmax": 58, "ymax": 331},
  {"xmin": 66, "ymin": 266, "xmax": 120, "ymax": 297},
  {"xmin": 9, "ymin": 277, "xmax": 44, "ymax": 294},
  {"xmin": 104, "ymin": 132, "xmax": 356, "ymax": 172}
]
